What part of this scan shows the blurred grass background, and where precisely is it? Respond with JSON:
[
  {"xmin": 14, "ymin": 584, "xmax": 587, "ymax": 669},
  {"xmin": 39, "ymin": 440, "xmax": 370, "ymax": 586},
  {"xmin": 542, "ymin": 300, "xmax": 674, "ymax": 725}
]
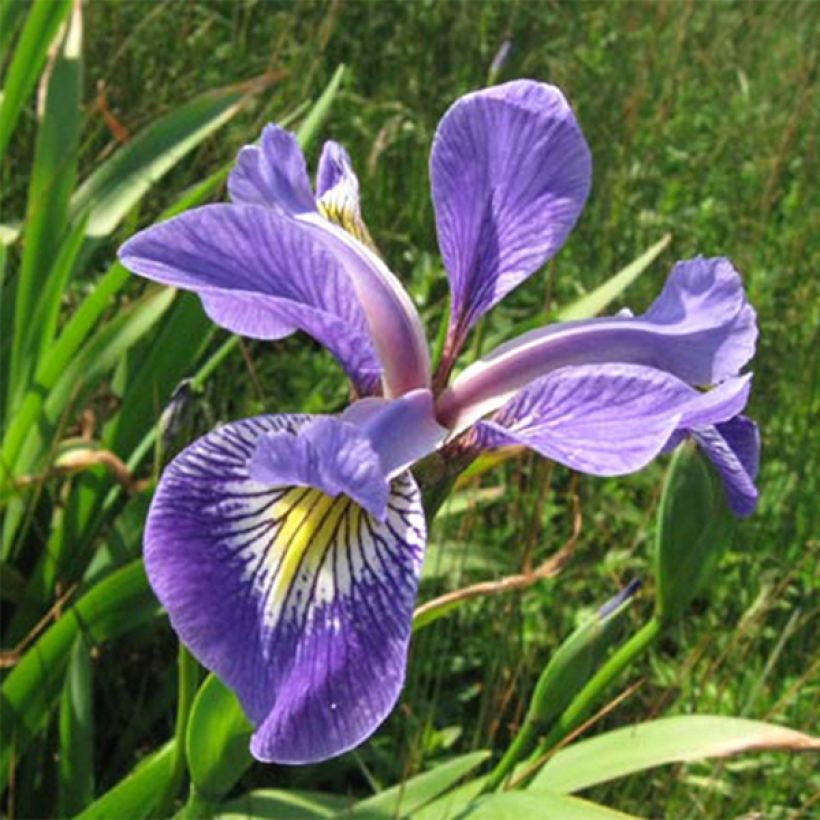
[{"xmin": 3, "ymin": 0, "xmax": 818, "ymax": 816}]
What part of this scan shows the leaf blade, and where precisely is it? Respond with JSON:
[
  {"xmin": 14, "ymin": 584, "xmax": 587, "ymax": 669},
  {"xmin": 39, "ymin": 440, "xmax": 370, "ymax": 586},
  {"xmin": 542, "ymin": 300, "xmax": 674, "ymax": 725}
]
[{"xmin": 529, "ymin": 715, "xmax": 820, "ymax": 795}]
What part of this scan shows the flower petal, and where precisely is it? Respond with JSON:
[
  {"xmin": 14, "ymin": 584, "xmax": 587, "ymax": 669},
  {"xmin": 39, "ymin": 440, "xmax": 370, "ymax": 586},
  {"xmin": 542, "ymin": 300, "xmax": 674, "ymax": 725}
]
[
  {"xmin": 227, "ymin": 125, "xmax": 316, "ymax": 215},
  {"xmin": 476, "ymin": 364, "xmax": 751, "ymax": 477},
  {"xmin": 431, "ymin": 80, "xmax": 592, "ymax": 353},
  {"xmin": 145, "ymin": 415, "xmax": 426, "ymax": 764},
  {"xmin": 341, "ymin": 388, "xmax": 449, "ymax": 476},
  {"xmin": 249, "ymin": 416, "xmax": 389, "ymax": 521},
  {"xmin": 220, "ymin": 123, "xmax": 430, "ymax": 396},
  {"xmin": 119, "ymin": 203, "xmax": 381, "ymax": 394},
  {"xmin": 692, "ymin": 416, "xmax": 760, "ymax": 517},
  {"xmin": 438, "ymin": 257, "xmax": 757, "ymax": 431},
  {"xmin": 315, "ymin": 140, "xmax": 377, "ymax": 251}
]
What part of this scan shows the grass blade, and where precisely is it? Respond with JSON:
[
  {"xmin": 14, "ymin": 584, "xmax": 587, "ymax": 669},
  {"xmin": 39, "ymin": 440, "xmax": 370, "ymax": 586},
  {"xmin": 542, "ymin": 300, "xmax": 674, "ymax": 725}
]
[
  {"xmin": 0, "ymin": 0, "xmax": 31, "ymax": 61},
  {"xmin": 58, "ymin": 635, "xmax": 95, "ymax": 816},
  {"xmin": 186, "ymin": 674, "xmax": 252, "ymax": 804},
  {"xmin": 217, "ymin": 790, "xmax": 347, "ymax": 819},
  {"xmin": 76, "ymin": 741, "xmax": 175, "ymax": 820},
  {"xmin": 0, "ymin": 560, "xmax": 158, "ymax": 794},
  {"xmin": 295, "ymin": 63, "xmax": 346, "ymax": 147},
  {"xmin": 0, "ymin": 0, "xmax": 71, "ymax": 159},
  {"xmin": 1, "ymin": 287, "xmax": 176, "ymax": 558},
  {"xmin": 7, "ymin": 0, "xmax": 82, "ymax": 410},
  {"xmin": 529, "ymin": 715, "xmax": 820, "ymax": 795},
  {"xmin": 343, "ymin": 751, "xmax": 491, "ymax": 818},
  {"xmin": 460, "ymin": 791, "xmax": 636, "ymax": 819},
  {"xmin": 556, "ymin": 233, "xmax": 672, "ymax": 322},
  {"xmin": 68, "ymin": 74, "xmax": 273, "ymax": 239}
]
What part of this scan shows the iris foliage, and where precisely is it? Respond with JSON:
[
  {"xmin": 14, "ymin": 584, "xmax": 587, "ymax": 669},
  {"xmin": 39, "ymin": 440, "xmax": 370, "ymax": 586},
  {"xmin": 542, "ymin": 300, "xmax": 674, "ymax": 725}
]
[{"xmin": 1, "ymin": 1, "xmax": 817, "ymax": 818}]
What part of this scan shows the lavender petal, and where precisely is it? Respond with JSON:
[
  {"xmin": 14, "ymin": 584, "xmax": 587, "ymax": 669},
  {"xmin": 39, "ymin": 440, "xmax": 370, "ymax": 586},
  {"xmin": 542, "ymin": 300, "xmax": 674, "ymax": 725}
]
[
  {"xmin": 431, "ymin": 80, "xmax": 592, "ymax": 355},
  {"xmin": 692, "ymin": 415, "xmax": 760, "ymax": 517},
  {"xmin": 119, "ymin": 203, "xmax": 381, "ymax": 395},
  {"xmin": 145, "ymin": 414, "xmax": 427, "ymax": 764},
  {"xmin": 227, "ymin": 125, "xmax": 316, "ymax": 215},
  {"xmin": 477, "ymin": 364, "xmax": 751, "ymax": 477},
  {"xmin": 439, "ymin": 256, "xmax": 757, "ymax": 431}
]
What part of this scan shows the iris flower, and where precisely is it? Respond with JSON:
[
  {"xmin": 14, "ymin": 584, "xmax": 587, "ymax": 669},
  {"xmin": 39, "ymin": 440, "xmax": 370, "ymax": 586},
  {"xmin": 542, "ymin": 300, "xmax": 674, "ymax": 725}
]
[{"xmin": 119, "ymin": 80, "xmax": 759, "ymax": 764}]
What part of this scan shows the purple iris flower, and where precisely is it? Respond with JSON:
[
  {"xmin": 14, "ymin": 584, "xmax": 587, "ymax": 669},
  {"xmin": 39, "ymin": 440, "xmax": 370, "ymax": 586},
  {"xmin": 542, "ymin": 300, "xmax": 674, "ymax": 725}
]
[{"xmin": 119, "ymin": 80, "xmax": 759, "ymax": 765}]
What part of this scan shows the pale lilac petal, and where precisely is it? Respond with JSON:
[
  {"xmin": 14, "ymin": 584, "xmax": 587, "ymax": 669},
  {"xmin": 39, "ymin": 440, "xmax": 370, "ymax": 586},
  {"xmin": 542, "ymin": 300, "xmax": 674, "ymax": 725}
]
[
  {"xmin": 644, "ymin": 257, "xmax": 757, "ymax": 383},
  {"xmin": 316, "ymin": 140, "xmax": 355, "ymax": 198},
  {"xmin": 249, "ymin": 417, "xmax": 389, "ymax": 520},
  {"xmin": 227, "ymin": 125, "xmax": 316, "ymax": 215},
  {"xmin": 145, "ymin": 415, "xmax": 427, "ymax": 764},
  {"xmin": 119, "ymin": 204, "xmax": 381, "ymax": 394},
  {"xmin": 341, "ymin": 388, "xmax": 448, "ymax": 476},
  {"xmin": 438, "ymin": 257, "xmax": 757, "ymax": 431},
  {"xmin": 314, "ymin": 140, "xmax": 377, "ymax": 251},
  {"xmin": 431, "ymin": 80, "xmax": 592, "ymax": 353},
  {"xmin": 476, "ymin": 364, "xmax": 751, "ymax": 477},
  {"xmin": 692, "ymin": 416, "xmax": 760, "ymax": 517},
  {"xmin": 206, "ymin": 122, "xmax": 430, "ymax": 397}
]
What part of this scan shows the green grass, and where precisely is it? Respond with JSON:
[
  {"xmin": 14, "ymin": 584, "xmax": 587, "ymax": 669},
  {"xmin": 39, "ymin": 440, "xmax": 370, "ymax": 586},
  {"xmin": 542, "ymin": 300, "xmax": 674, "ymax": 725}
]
[{"xmin": 2, "ymin": 0, "xmax": 818, "ymax": 817}]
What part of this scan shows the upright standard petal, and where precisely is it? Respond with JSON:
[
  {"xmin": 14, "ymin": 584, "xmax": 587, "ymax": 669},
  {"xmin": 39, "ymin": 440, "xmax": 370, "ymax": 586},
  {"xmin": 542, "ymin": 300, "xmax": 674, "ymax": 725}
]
[
  {"xmin": 431, "ymin": 80, "xmax": 592, "ymax": 357},
  {"xmin": 227, "ymin": 125, "xmax": 316, "ymax": 215},
  {"xmin": 226, "ymin": 123, "xmax": 430, "ymax": 397},
  {"xmin": 119, "ymin": 203, "xmax": 381, "ymax": 395},
  {"xmin": 315, "ymin": 140, "xmax": 377, "ymax": 251},
  {"xmin": 476, "ymin": 364, "xmax": 751, "ymax": 478},
  {"xmin": 145, "ymin": 415, "xmax": 427, "ymax": 764},
  {"xmin": 438, "ymin": 257, "xmax": 757, "ymax": 431}
]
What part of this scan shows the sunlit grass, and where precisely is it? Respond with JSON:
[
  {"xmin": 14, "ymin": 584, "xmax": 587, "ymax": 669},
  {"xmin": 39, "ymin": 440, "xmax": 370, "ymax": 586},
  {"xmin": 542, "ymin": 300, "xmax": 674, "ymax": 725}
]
[{"xmin": 2, "ymin": 0, "xmax": 817, "ymax": 816}]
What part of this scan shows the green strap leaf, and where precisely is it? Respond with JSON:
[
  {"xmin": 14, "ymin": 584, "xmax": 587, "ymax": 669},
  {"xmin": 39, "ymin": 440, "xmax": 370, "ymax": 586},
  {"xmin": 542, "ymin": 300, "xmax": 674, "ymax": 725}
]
[
  {"xmin": 654, "ymin": 444, "xmax": 734, "ymax": 622},
  {"xmin": 0, "ymin": 560, "xmax": 158, "ymax": 792},
  {"xmin": 68, "ymin": 75, "xmax": 272, "ymax": 239},
  {"xmin": 216, "ymin": 789, "xmax": 348, "ymax": 819},
  {"xmin": 341, "ymin": 751, "xmax": 491, "ymax": 818},
  {"xmin": 529, "ymin": 715, "xmax": 820, "ymax": 795},
  {"xmin": 0, "ymin": 0, "xmax": 71, "ymax": 159},
  {"xmin": 186, "ymin": 674, "xmax": 252, "ymax": 804},
  {"xmin": 7, "ymin": 0, "xmax": 83, "ymax": 408},
  {"xmin": 76, "ymin": 741, "xmax": 176, "ymax": 820},
  {"xmin": 57, "ymin": 635, "xmax": 95, "ymax": 816},
  {"xmin": 2, "ymin": 287, "xmax": 175, "ymax": 558},
  {"xmin": 459, "ymin": 791, "xmax": 637, "ymax": 819},
  {"xmin": 556, "ymin": 233, "xmax": 672, "ymax": 322}
]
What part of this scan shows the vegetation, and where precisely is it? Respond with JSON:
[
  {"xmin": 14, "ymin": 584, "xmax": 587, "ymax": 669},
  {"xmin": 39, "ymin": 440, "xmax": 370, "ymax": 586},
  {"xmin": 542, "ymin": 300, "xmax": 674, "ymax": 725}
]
[{"xmin": 2, "ymin": 1, "xmax": 817, "ymax": 817}]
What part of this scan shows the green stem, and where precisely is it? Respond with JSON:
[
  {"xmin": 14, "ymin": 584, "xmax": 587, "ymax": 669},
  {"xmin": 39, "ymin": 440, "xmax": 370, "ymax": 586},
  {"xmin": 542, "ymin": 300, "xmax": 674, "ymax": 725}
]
[
  {"xmin": 522, "ymin": 617, "xmax": 662, "ymax": 785},
  {"xmin": 177, "ymin": 786, "xmax": 215, "ymax": 820},
  {"xmin": 153, "ymin": 644, "xmax": 199, "ymax": 818},
  {"xmin": 484, "ymin": 717, "xmax": 539, "ymax": 793}
]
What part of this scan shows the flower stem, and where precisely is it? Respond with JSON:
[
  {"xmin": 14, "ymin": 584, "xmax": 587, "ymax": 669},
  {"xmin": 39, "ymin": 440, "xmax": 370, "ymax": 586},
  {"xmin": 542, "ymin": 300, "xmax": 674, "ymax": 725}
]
[
  {"xmin": 521, "ymin": 616, "xmax": 661, "ymax": 785},
  {"xmin": 153, "ymin": 643, "xmax": 199, "ymax": 818},
  {"xmin": 485, "ymin": 616, "xmax": 662, "ymax": 792},
  {"xmin": 177, "ymin": 786, "xmax": 215, "ymax": 820}
]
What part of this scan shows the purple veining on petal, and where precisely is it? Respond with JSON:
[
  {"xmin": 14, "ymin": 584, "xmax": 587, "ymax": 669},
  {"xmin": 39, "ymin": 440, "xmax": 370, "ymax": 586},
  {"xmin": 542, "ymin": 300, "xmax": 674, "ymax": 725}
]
[
  {"xmin": 692, "ymin": 415, "xmax": 760, "ymax": 517},
  {"xmin": 475, "ymin": 364, "xmax": 751, "ymax": 478},
  {"xmin": 144, "ymin": 414, "xmax": 426, "ymax": 764},
  {"xmin": 226, "ymin": 124, "xmax": 430, "ymax": 398},
  {"xmin": 119, "ymin": 203, "xmax": 382, "ymax": 395},
  {"xmin": 249, "ymin": 417, "xmax": 389, "ymax": 521},
  {"xmin": 299, "ymin": 214, "xmax": 432, "ymax": 397},
  {"xmin": 316, "ymin": 140, "xmax": 354, "ymax": 199},
  {"xmin": 438, "ymin": 256, "xmax": 757, "ymax": 431},
  {"xmin": 227, "ymin": 125, "xmax": 316, "ymax": 215},
  {"xmin": 431, "ymin": 80, "xmax": 592, "ymax": 363}
]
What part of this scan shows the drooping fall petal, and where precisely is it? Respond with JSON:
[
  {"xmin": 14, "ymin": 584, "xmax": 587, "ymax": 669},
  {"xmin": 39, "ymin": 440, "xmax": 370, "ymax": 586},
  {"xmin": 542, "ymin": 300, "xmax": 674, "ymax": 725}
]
[{"xmin": 145, "ymin": 414, "xmax": 427, "ymax": 764}]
